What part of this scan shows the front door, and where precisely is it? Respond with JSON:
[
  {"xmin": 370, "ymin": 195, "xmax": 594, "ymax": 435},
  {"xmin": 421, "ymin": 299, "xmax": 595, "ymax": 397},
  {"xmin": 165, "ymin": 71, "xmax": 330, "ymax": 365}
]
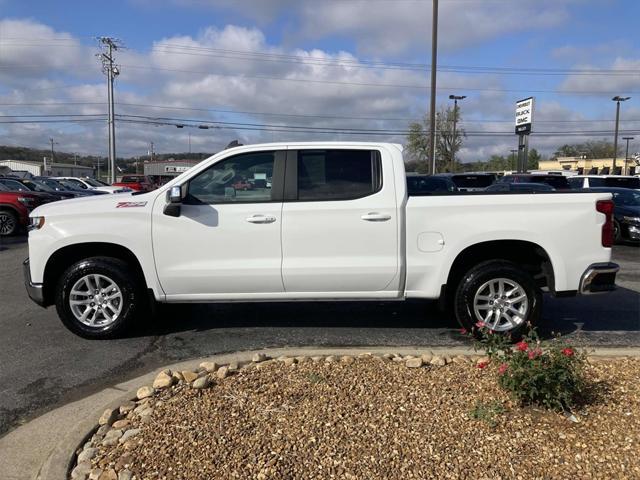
[
  {"xmin": 281, "ymin": 148, "xmax": 399, "ymax": 294},
  {"xmin": 152, "ymin": 150, "xmax": 285, "ymax": 299}
]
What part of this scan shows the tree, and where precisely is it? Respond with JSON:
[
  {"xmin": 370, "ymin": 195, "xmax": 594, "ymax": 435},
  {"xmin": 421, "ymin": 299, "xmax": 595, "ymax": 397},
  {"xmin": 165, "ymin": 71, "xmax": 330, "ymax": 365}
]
[
  {"xmin": 553, "ymin": 141, "xmax": 618, "ymax": 159},
  {"xmin": 527, "ymin": 148, "xmax": 541, "ymax": 170},
  {"xmin": 405, "ymin": 106, "xmax": 466, "ymax": 173}
]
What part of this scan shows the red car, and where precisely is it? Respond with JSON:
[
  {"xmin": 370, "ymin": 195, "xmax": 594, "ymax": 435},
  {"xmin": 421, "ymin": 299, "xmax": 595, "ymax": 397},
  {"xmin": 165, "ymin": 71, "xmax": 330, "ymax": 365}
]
[
  {"xmin": 112, "ymin": 175, "xmax": 155, "ymax": 192},
  {"xmin": 232, "ymin": 179, "xmax": 253, "ymax": 191},
  {"xmin": 0, "ymin": 183, "xmax": 44, "ymax": 236}
]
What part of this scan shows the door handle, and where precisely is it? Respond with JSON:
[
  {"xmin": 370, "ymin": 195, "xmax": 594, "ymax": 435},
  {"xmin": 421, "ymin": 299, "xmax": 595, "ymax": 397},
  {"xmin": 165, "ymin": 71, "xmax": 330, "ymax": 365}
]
[
  {"xmin": 246, "ymin": 214, "xmax": 276, "ymax": 224},
  {"xmin": 361, "ymin": 212, "xmax": 391, "ymax": 222}
]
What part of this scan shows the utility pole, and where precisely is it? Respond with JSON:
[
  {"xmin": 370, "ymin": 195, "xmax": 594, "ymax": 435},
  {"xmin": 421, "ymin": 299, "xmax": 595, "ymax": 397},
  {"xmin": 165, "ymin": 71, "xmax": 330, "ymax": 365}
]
[
  {"xmin": 98, "ymin": 37, "xmax": 122, "ymax": 184},
  {"xmin": 448, "ymin": 94, "xmax": 466, "ymax": 172},
  {"xmin": 49, "ymin": 137, "xmax": 56, "ymax": 161},
  {"xmin": 510, "ymin": 149, "xmax": 518, "ymax": 172},
  {"xmin": 188, "ymin": 132, "xmax": 191, "ymax": 154},
  {"xmin": 611, "ymin": 96, "xmax": 630, "ymax": 173},
  {"xmin": 428, "ymin": 0, "xmax": 439, "ymax": 175},
  {"xmin": 623, "ymin": 137, "xmax": 634, "ymax": 175},
  {"xmin": 149, "ymin": 142, "xmax": 155, "ymax": 162}
]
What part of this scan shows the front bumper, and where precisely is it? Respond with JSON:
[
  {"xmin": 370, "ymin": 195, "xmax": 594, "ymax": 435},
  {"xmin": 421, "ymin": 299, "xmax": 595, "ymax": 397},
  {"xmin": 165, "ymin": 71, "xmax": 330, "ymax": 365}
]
[
  {"xmin": 579, "ymin": 262, "xmax": 619, "ymax": 294},
  {"xmin": 23, "ymin": 258, "xmax": 45, "ymax": 306},
  {"xmin": 626, "ymin": 224, "xmax": 640, "ymax": 241}
]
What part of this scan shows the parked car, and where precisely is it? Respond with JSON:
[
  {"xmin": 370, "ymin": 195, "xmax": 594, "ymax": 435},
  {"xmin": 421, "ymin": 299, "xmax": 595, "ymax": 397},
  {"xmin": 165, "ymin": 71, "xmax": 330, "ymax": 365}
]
[
  {"xmin": 25, "ymin": 142, "xmax": 619, "ymax": 339},
  {"xmin": 568, "ymin": 175, "xmax": 640, "ymax": 191},
  {"xmin": 34, "ymin": 177, "xmax": 103, "ymax": 197},
  {"xmin": 52, "ymin": 177, "xmax": 132, "ymax": 194},
  {"xmin": 406, "ymin": 174, "xmax": 458, "ymax": 194},
  {"xmin": 498, "ymin": 174, "xmax": 570, "ymax": 190},
  {"xmin": 586, "ymin": 187, "xmax": 640, "ymax": 243},
  {"xmin": 0, "ymin": 177, "xmax": 67, "ymax": 203},
  {"xmin": 54, "ymin": 178, "xmax": 107, "ymax": 195},
  {"xmin": 485, "ymin": 183, "xmax": 555, "ymax": 193},
  {"xmin": 0, "ymin": 183, "xmax": 45, "ymax": 235},
  {"xmin": 112, "ymin": 175, "xmax": 155, "ymax": 192},
  {"xmin": 435, "ymin": 173, "xmax": 496, "ymax": 192},
  {"xmin": 232, "ymin": 179, "xmax": 253, "ymax": 191}
]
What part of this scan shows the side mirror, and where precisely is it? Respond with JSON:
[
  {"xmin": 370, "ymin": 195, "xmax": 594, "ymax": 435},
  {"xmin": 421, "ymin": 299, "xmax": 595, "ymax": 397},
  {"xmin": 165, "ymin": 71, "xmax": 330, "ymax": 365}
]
[{"xmin": 164, "ymin": 185, "xmax": 183, "ymax": 217}]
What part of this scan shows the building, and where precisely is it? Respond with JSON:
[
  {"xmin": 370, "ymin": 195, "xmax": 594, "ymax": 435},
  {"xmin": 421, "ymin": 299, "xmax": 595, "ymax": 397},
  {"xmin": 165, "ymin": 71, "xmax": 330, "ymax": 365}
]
[
  {"xmin": 538, "ymin": 157, "xmax": 638, "ymax": 176},
  {"xmin": 0, "ymin": 159, "xmax": 95, "ymax": 178},
  {"xmin": 143, "ymin": 158, "xmax": 203, "ymax": 184}
]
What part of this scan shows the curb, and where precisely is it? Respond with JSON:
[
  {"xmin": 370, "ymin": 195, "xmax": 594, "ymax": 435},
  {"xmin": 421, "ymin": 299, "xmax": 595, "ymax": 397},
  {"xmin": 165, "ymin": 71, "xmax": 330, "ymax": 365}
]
[{"xmin": 1, "ymin": 346, "xmax": 638, "ymax": 480}]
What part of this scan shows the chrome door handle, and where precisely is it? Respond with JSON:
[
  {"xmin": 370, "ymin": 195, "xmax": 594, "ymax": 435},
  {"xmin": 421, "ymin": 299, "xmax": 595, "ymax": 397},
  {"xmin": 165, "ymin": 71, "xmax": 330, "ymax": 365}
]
[
  {"xmin": 361, "ymin": 212, "xmax": 391, "ymax": 222},
  {"xmin": 246, "ymin": 214, "xmax": 276, "ymax": 224}
]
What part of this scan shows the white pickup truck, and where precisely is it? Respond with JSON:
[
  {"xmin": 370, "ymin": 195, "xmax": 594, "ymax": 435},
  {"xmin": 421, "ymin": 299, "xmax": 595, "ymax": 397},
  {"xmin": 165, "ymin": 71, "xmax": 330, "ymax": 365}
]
[{"xmin": 24, "ymin": 142, "xmax": 619, "ymax": 339}]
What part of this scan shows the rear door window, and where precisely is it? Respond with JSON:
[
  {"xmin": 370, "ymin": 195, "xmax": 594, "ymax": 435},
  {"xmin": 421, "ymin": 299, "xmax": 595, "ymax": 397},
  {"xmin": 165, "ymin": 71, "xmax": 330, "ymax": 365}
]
[{"xmin": 296, "ymin": 150, "xmax": 381, "ymax": 201}]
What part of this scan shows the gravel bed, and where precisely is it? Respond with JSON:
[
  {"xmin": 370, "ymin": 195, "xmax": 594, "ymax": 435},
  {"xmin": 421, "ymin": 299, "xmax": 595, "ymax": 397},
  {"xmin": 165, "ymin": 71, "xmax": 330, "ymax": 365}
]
[{"xmin": 73, "ymin": 354, "xmax": 640, "ymax": 480}]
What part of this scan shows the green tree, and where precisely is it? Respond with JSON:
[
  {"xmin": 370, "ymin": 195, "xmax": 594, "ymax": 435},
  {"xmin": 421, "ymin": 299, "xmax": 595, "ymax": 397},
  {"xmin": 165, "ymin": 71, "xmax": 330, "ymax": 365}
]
[
  {"xmin": 405, "ymin": 106, "xmax": 466, "ymax": 173},
  {"xmin": 527, "ymin": 148, "xmax": 541, "ymax": 170},
  {"xmin": 553, "ymin": 141, "xmax": 618, "ymax": 159}
]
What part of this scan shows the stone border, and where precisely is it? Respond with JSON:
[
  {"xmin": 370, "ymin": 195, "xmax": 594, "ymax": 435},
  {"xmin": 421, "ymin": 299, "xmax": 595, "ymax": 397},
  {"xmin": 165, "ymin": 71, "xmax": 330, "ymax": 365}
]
[
  {"xmin": 66, "ymin": 348, "xmax": 638, "ymax": 480},
  {"xmin": 0, "ymin": 346, "xmax": 632, "ymax": 480}
]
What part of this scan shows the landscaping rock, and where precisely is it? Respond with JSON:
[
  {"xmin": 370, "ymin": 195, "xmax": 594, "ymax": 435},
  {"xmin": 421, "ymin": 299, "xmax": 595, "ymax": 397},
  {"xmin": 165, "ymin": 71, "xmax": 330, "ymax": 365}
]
[
  {"xmin": 200, "ymin": 361, "xmax": 218, "ymax": 372},
  {"xmin": 136, "ymin": 386, "xmax": 154, "ymax": 400},
  {"xmin": 192, "ymin": 376, "xmax": 211, "ymax": 389},
  {"xmin": 118, "ymin": 470, "xmax": 133, "ymax": 480},
  {"xmin": 119, "ymin": 428, "xmax": 141, "ymax": 443},
  {"xmin": 283, "ymin": 357, "xmax": 297, "ymax": 366},
  {"xmin": 182, "ymin": 371, "xmax": 199, "ymax": 383},
  {"xmin": 310, "ymin": 356, "xmax": 324, "ymax": 362},
  {"xmin": 430, "ymin": 356, "xmax": 446, "ymax": 366},
  {"xmin": 405, "ymin": 358, "xmax": 423, "ymax": 368},
  {"xmin": 252, "ymin": 353, "xmax": 268, "ymax": 362},
  {"xmin": 77, "ymin": 447, "xmax": 98, "ymax": 464},
  {"xmin": 153, "ymin": 371, "xmax": 174, "ymax": 389},
  {"xmin": 115, "ymin": 453, "xmax": 134, "ymax": 470},
  {"xmin": 341, "ymin": 355, "xmax": 355, "ymax": 365},
  {"xmin": 216, "ymin": 366, "xmax": 230, "ymax": 379},
  {"xmin": 88, "ymin": 469, "xmax": 103, "ymax": 480},
  {"xmin": 98, "ymin": 408, "xmax": 118, "ymax": 426},
  {"xmin": 101, "ymin": 429, "xmax": 123, "ymax": 447},
  {"xmin": 172, "ymin": 371, "xmax": 185, "ymax": 383},
  {"xmin": 421, "ymin": 353, "xmax": 433, "ymax": 363},
  {"xmin": 98, "ymin": 469, "xmax": 117, "ymax": 480},
  {"xmin": 228, "ymin": 361, "xmax": 239, "ymax": 370},
  {"xmin": 112, "ymin": 419, "xmax": 130, "ymax": 430},
  {"xmin": 325, "ymin": 355, "xmax": 337, "ymax": 363},
  {"xmin": 119, "ymin": 401, "xmax": 136, "ymax": 415},
  {"xmin": 452, "ymin": 355, "xmax": 470, "ymax": 365},
  {"xmin": 71, "ymin": 461, "xmax": 92, "ymax": 480}
]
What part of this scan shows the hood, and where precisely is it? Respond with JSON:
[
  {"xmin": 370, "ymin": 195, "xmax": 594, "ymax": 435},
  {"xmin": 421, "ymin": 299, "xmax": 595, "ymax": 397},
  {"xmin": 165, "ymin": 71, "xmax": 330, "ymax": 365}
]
[{"xmin": 30, "ymin": 190, "xmax": 145, "ymax": 217}]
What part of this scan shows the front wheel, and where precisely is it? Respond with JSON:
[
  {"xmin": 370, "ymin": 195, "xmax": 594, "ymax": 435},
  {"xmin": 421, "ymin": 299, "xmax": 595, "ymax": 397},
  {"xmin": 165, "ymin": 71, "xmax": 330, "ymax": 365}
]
[
  {"xmin": 0, "ymin": 209, "xmax": 18, "ymax": 236},
  {"xmin": 454, "ymin": 260, "xmax": 541, "ymax": 337},
  {"xmin": 55, "ymin": 257, "xmax": 142, "ymax": 339}
]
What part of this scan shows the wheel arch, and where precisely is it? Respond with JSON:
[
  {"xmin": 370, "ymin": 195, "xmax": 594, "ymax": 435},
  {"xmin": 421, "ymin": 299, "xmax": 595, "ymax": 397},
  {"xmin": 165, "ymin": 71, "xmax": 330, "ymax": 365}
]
[
  {"xmin": 42, "ymin": 242, "xmax": 148, "ymax": 307},
  {"xmin": 443, "ymin": 240, "xmax": 555, "ymax": 305}
]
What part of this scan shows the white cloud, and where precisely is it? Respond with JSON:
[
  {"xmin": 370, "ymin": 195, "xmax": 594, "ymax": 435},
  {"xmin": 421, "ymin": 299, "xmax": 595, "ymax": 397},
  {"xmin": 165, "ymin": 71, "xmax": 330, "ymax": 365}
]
[{"xmin": 559, "ymin": 57, "xmax": 640, "ymax": 94}]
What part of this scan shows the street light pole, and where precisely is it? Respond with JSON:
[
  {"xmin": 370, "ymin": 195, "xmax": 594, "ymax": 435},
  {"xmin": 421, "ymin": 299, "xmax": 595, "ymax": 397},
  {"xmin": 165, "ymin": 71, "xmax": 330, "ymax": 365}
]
[
  {"xmin": 448, "ymin": 94, "xmax": 466, "ymax": 172},
  {"xmin": 428, "ymin": 0, "xmax": 439, "ymax": 175},
  {"xmin": 612, "ymin": 96, "xmax": 631, "ymax": 173},
  {"xmin": 623, "ymin": 136, "xmax": 634, "ymax": 175},
  {"xmin": 510, "ymin": 149, "xmax": 518, "ymax": 172}
]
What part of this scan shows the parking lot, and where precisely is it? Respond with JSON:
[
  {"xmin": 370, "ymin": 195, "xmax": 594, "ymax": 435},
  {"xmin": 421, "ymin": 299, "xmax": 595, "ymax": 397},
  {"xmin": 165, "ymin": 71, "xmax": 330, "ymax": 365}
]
[{"xmin": 0, "ymin": 235, "xmax": 638, "ymax": 437}]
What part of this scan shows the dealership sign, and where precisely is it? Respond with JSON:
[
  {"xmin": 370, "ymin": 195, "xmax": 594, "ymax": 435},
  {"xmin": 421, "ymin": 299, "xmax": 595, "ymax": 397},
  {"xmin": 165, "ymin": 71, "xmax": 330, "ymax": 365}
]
[
  {"xmin": 165, "ymin": 165, "xmax": 191, "ymax": 173},
  {"xmin": 515, "ymin": 97, "xmax": 534, "ymax": 134}
]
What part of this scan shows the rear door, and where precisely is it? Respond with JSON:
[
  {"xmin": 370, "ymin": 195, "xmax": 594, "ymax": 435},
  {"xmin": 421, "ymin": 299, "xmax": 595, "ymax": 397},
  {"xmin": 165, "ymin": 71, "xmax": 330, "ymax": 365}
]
[{"xmin": 280, "ymin": 147, "xmax": 400, "ymax": 294}]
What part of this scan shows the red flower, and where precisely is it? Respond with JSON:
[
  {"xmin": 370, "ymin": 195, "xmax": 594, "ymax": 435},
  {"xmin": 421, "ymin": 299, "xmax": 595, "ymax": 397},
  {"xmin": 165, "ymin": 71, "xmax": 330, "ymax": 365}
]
[
  {"xmin": 459, "ymin": 328, "xmax": 468, "ymax": 335},
  {"xmin": 528, "ymin": 348, "xmax": 542, "ymax": 360},
  {"xmin": 516, "ymin": 341, "xmax": 529, "ymax": 352},
  {"xmin": 477, "ymin": 361, "xmax": 489, "ymax": 369},
  {"xmin": 562, "ymin": 348, "xmax": 575, "ymax": 357},
  {"xmin": 498, "ymin": 363, "xmax": 508, "ymax": 375},
  {"xmin": 475, "ymin": 321, "xmax": 486, "ymax": 329}
]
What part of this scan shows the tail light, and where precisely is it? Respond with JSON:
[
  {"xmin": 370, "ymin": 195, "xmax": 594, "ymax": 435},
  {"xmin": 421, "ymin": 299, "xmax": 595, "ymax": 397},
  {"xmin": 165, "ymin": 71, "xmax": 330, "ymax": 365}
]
[{"xmin": 596, "ymin": 199, "xmax": 614, "ymax": 247}]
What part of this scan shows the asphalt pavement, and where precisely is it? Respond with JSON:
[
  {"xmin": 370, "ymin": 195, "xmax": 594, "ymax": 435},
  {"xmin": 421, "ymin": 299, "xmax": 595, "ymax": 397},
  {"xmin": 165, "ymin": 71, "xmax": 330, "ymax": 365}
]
[{"xmin": 0, "ymin": 236, "xmax": 638, "ymax": 437}]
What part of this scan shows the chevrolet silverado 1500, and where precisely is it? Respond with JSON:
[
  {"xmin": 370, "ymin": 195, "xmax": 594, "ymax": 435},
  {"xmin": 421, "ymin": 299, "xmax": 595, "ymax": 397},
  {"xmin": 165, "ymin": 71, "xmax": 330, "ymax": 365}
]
[{"xmin": 24, "ymin": 142, "xmax": 619, "ymax": 338}]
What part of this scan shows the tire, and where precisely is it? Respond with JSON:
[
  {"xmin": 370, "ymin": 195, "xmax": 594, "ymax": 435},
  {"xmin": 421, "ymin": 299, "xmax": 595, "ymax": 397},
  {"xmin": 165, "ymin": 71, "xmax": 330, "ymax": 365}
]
[
  {"xmin": 613, "ymin": 219, "xmax": 622, "ymax": 244},
  {"xmin": 454, "ymin": 260, "xmax": 541, "ymax": 338},
  {"xmin": 55, "ymin": 257, "xmax": 142, "ymax": 339},
  {"xmin": 0, "ymin": 209, "xmax": 18, "ymax": 236}
]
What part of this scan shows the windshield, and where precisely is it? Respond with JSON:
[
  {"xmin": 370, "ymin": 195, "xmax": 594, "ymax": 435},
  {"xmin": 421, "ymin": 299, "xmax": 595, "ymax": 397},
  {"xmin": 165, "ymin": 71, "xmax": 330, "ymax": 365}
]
[
  {"xmin": 612, "ymin": 190, "xmax": 640, "ymax": 207},
  {"xmin": 0, "ymin": 178, "xmax": 31, "ymax": 192},
  {"xmin": 451, "ymin": 175, "xmax": 495, "ymax": 188},
  {"xmin": 89, "ymin": 178, "xmax": 109, "ymax": 186},
  {"xmin": 23, "ymin": 179, "xmax": 56, "ymax": 192},
  {"xmin": 39, "ymin": 178, "xmax": 65, "ymax": 190}
]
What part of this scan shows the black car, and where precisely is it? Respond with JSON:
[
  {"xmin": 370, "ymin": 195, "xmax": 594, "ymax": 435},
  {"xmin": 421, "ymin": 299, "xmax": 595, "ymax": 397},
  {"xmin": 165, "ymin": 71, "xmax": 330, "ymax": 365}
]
[
  {"xmin": 34, "ymin": 177, "xmax": 103, "ymax": 197},
  {"xmin": 0, "ymin": 177, "xmax": 67, "ymax": 203},
  {"xmin": 588, "ymin": 187, "xmax": 640, "ymax": 243},
  {"xmin": 406, "ymin": 174, "xmax": 458, "ymax": 195},
  {"xmin": 498, "ymin": 174, "xmax": 570, "ymax": 190},
  {"xmin": 435, "ymin": 173, "xmax": 496, "ymax": 192},
  {"xmin": 485, "ymin": 182, "xmax": 555, "ymax": 193}
]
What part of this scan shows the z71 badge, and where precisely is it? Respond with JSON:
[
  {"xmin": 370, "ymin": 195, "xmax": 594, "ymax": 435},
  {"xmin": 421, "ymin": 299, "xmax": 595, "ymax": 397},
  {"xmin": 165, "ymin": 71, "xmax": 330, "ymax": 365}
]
[{"xmin": 116, "ymin": 201, "xmax": 147, "ymax": 208}]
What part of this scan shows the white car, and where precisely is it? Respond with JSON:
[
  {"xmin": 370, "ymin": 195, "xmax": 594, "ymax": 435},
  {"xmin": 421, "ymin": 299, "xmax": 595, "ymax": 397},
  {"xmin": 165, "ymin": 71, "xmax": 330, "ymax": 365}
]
[
  {"xmin": 568, "ymin": 175, "xmax": 640, "ymax": 191},
  {"xmin": 25, "ymin": 142, "xmax": 619, "ymax": 339},
  {"xmin": 52, "ymin": 177, "xmax": 132, "ymax": 194}
]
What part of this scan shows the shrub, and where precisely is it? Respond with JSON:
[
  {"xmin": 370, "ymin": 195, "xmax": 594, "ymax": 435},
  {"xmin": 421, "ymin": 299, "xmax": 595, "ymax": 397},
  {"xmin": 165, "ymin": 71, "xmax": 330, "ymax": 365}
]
[{"xmin": 470, "ymin": 324, "xmax": 587, "ymax": 411}]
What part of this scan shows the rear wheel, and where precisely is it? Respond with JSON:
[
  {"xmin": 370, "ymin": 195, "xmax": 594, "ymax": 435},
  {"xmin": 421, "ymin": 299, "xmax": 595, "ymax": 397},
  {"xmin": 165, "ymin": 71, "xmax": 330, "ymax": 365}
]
[
  {"xmin": 0, "ymin": 209, "xmax": 18, "ymax": 236},
  {"xmin": 613, "ymin": 219, "xmax": 622, "ymax": 244},
  {"xmin": 55, "ymin": 257, "xmax": 142, "ymax": 339},
  {"xmin": 454, "ymin": 260, "xmax": 541, "ymax": 337}
]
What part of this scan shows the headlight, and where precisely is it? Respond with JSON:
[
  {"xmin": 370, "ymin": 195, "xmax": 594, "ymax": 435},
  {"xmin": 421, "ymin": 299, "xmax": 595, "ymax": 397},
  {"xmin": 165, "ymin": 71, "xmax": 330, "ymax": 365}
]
[
  {"xmin": 17, "ymin": 196, "xmax": 35, "ymax": 206},
  {"xmin": 28, "ymin": 216, "xmax": 45, "ymax": 231},
  {"xmin": 622, "ymin": 216, "xmax": 640, "ymax": 225}
]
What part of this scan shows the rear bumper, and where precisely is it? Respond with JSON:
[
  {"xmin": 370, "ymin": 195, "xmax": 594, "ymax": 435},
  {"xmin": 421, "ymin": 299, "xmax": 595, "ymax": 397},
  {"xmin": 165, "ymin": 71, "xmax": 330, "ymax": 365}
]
[
  {"xmin": 23, "ymin": 258, "xmax": 45, "ymax": 306},
  {"xmin": 579, "ymin": 262, "xmax": 619, "ymax": 294}
]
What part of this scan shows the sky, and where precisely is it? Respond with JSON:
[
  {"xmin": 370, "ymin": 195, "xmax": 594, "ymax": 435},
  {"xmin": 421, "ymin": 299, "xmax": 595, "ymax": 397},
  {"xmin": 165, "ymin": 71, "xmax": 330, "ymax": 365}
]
[{"xmin": 0, "ymin": 0, "xmax": 639, "ymax": 162}]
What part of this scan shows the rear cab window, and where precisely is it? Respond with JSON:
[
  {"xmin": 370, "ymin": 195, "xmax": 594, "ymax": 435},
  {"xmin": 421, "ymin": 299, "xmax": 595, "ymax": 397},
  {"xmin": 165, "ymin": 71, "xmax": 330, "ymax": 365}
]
[{"xmin": 294, "ymin": 149, "xmax": 382, "ymax": 201}]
